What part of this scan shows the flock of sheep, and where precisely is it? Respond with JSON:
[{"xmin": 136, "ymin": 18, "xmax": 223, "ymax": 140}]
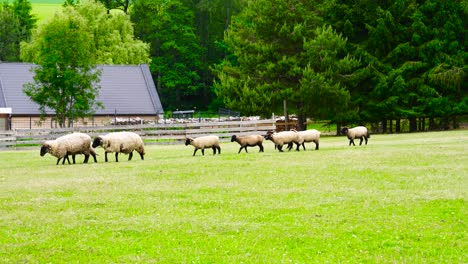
[{"xmin": 40, "ymin": 126, "xmax": 370, "ymax": 164}]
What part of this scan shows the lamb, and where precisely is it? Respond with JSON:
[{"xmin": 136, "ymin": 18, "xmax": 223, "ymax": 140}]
[
  {"xmin": 264, "ymin": 130, "xmax": 303, "ymax": 152},
  {"xmin": 340, "ymin": 126, "xmax": 370, "ymax": 146},
  {"xmin": 288, "ymin": 129, "xmax": 320, "ymax": 150},
  {"xmin": 40, "ymin": 132, "xmax": 97, "ymax": 165},
  {"xmin": 231, "ymin": 134, "xmax": 264, "ymax": 153},
  {"xmin": 92, "ymin": 131, "xmax": 145, "ymax": 162},
  {"xmin": 185, "ymin": 135, "xmax": 221, "ymax": 156}
]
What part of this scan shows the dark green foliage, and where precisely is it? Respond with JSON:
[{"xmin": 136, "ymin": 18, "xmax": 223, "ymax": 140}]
[{"xmin": 0, "ymin": 0, "xmax": 36, "ymax": 61}]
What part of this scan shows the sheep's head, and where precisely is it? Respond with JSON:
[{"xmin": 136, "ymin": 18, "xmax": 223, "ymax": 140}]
[
  {"xmin": 185, "ymin": 138, "xmax": 194, "ymax": 146},
  {"xmin": 231, "ymin": 135, "xmax": 237, "ymax": 142},
  {"xmin": 340, "ymin": 127, "xmax": 349, "ymax": 135},
  {"xmin": 264, "ymin": 132, "xmax": 274, "ymax": 141},
  {"xmin": 92, "ymin": 137, "xmax": 103, "ymax": 148},
  {"xmin": 40, "ymin": 143, "xmax": 51, "ymax": 156}
]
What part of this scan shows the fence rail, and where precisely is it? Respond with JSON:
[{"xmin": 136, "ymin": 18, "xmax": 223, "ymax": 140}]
[{"xmin": 0, "ymin": 119, "xmax": 276, "ymax": 150}]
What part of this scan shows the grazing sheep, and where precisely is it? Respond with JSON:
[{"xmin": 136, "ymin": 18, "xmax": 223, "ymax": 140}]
[
  {"xmin": 288, "ymin": 129, "xmax": 321, "ymax": 150},
  {"xmin": 40, "ymin": 132, "xmax": 97, "ymax": 165},
  {"xmin": 264, "ymin": 130, "xmax": 303, "ymax": 152},
  {"xmin": 185, "ymin": 135, "xmax": 221, "ymax": 156},
  {"xmin": 340, "ymin": 126, "xmax": 370, "ymax": 146},
  {"xmin": 92, "ymin": 132, "xmax": 145, "ymax": 162},
  {"xmin": 231, "ymin": 134, "xmax": 264, "ymax": 153}
]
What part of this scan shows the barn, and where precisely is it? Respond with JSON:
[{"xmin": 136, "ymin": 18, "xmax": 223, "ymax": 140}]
[{"xmin": 0, "ymin": 62, "xmax": 164, "ymax": 129}]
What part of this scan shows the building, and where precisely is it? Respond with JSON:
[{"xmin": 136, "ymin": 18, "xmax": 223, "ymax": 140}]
[{"xmin": 0, "ymin": 63, "xmax": 164, "ymax": 129}]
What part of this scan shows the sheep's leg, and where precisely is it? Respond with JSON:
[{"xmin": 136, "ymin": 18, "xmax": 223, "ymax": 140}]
[
  {"xmin": 91, "ymin": 153, "xmax": 97, "ymax": 163},
  {"xmin": 138, "ymin": 151, "xmax": 144, "ymax": 160},
  {"xmin": 302, "ymin": 143, "xmax": 306, "ymax": 151},
  {"xmin": 62, "ymin": 155, "xmax": 70, "ymax": 165},
  {"xmin": 83, "ymin": 154, "xmax": 89, "ymax": 164},
  {"xmin": 128, "ymin": 151, "xmax": 133, "ymax": 161},
  {"xmin": 72, "ymin": 155, "xmax": 76, "ymax": 164},
  {"xmin": 286, "ymin": 143, "xmax": 293, "ymax": 151},
  {"xmin": 212, "ymin": 146, "xmax": 217, "ymax": 155},
  {"xmin": 295, "ymin": 143, "xmax": 301, "ymax": 151},
  {"xmin": 359, "ymin": 137, "xmax": 364, "ymax": 146},
  {"xmin": 349, "ymin": 139, "xmax": 355, "ymax": 146},
  {"xmin": 277, "ymin": 144, "xmax": 284, "ymax": 152},
  {"xmin": 259, "ymin": 144, "xmax": 264, "ymax": 152},
  {"xmin": 217, "ymin": 146, "xmax": 221, "ymax": 155},
  {"xmin": 201, "ymin": 149, "xmax": 205, "ymax": 156},
  {"xmin": 364, "ymin": 137, "xmax": 368, "ymax": 145},
  {"xmin": 105, "ymin": 152, "xmax": 109, "ymax": 162},
  {"xmin": 243, "ymin": 146, "xmax": 248, "ymax": 153},
  {"xmin": 115, "ymin": 152, "xmax": 119, "ymax": 162},
  {"xmin": 193, "ymin": 149, "xmax": 198, "ymax": 156},
  {"xmin": 314, "ymin": 140, "xmax": 319, "ymax": 150},
  {"xmin": 56, "ymin": 158, "xmax": 61, "ymax": 165},
  {"xmin": 238, "ymin": 147, "xmax": 242, "ymax": 154}
]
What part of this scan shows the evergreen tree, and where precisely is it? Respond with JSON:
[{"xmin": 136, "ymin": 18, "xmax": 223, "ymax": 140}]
[
  {"xmin": 132, "ymin": 0, "xmax": 203, "ymax": 110},
  {"xmin": 0, "ymin": 0, "xmax": 36, "ymax": 62}
]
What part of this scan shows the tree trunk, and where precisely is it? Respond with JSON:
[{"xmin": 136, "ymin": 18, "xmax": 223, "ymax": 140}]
[
  {"xmin": 389, "ymin": 119, "xmax": 393, "ymax": 133},
  {"xmin": 381, "ymin": 119, "xmax": 387, "ymax": 133},
  {"xmin": 429, "ymin": 117, "xmax": 435, "ymax": 130},
  {"xmin": 297, "ymin": 113, "xmax": 306, "ymax": 131},
  {"xmin": 396, "ymin": 119, "xmax": 401, "ymax": 133},
  {"xmin": 410, "ymin": 117, "xmax": 417, "ymax": 132}
]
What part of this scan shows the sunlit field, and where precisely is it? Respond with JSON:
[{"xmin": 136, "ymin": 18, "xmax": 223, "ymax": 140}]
[
  {"xmin": 0, "ymin": 130, "xmax": 466, "ymax": 263},
  {"xmin": 29, "ymin": 0, "xmax": 62, "ymax": 22}
]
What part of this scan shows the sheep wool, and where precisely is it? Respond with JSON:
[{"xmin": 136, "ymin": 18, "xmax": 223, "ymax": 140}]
[
  {"xmin": 265, "ymin": 130, "xmax": 303, "ymax": 152},
  {"xmin": 185, "ymin": 135, "xmax": 221, "ymax": 156},
  {"xmin": 289, "ymin": 129, "xmax": 321, "ymax": 150},
  {"xmin": 92, "ymin": 132, "xmax": 145, "ymax": 162},
  {"xmin": 231, "ymin": 134, "xmax": 264, "ymax": 153},
  {"xmin": 40, "ymin": 132, "xmax": 97, "ymax": 165},
  {"xmin": 341, "ymin": 126, "xmax": 370, "ymax": 146}
]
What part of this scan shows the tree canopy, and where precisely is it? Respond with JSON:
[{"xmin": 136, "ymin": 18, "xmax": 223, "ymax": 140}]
[{"xmin": 21, "ymin": 0, "xmax": 150, "ymax": 127}]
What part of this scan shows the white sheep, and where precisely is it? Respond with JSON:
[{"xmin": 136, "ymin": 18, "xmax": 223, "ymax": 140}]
[
  {"xmin": 185, "ymin": 135, "xmax": 221, "ymax": 156},
  {"xmin": 40, "ymin": 132, "xmax": 97, "ymax": 165},
  {"xmin": 92, "ymin": 132, "xmax": 145, "ymax": 162},
  {"xmin": 231, "ymin": 134, "xmax": 264, "ymax": 153},
  {"xmin": 288, "ymin": 129, "xmax": 321, "ymax": 150},
  {"xmin": 340, "ymin": 126, "xmax": 370, "ymax": 146},
  {"xmin": 264, "ymin": 130, "xmax": 303, "ymax": 152}
]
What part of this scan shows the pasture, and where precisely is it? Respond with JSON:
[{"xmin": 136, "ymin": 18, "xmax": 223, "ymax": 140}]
[{"xmin": 0, "ymin": 130, "xmax": 466, "ymax": 263}]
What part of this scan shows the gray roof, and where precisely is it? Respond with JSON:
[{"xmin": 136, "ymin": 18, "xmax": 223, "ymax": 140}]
[{"xmin": 0, "ymin": 62, "xmax": 164, "ymax": 116}]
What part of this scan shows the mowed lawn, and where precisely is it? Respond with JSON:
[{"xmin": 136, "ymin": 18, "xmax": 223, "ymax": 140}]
[{"xmin": 0, "ymin": 130, "xmax": 466, "ymax": 263}]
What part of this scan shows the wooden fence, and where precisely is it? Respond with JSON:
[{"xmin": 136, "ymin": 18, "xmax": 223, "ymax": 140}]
[{"xmin": 0, "ymin": 119, "xmax": 276, "ymax": 150}]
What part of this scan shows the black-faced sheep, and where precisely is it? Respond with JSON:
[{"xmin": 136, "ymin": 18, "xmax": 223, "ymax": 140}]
[
  {"xmin": 185, "ymin": 135, "xmax": 221, "ymax": 156},
  {"xmin": 340, "ymin": 126, "xmax": 370, "ymax": 146},
  {"xmin": 264, "ymin": 130, "xmax": 303, "ymax": 152},
  {"xmin": 231, "ymin": 134, "xmax": 264, "ymax": 153},
  {"xmin": 40, "ymin": 132, "xmax": 97, "ymax": 165},
  {"xmin": 287, "ymin": 129, "xmax": 321, "ymax": 150},
  {"xmin": 92, "ymin": 132, "xmax": 145, "ymax": 162}
]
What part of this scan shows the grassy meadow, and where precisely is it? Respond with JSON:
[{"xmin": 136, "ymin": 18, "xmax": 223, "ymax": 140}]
[{"xmin": 0, "ymin": 130, "xmax": 467, "ymax": 263}]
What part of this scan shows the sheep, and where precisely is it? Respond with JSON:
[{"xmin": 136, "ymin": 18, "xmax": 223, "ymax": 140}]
[
  {"xmin": 264, "ymin": 130, "xmax": 303, "ymax": 152},
  {"xmin": 287, "ymin": 129, "xmax": 321, "ymax": 150},
  {"xmin": 340, "ymin": 126, "xmax": 370, "ymax": 146},
  {"xmin": 185, "ymin": 135, "xmax": 221, "ymax": 156},
  {"xmin": 231, "ymin": 134, "xmax": 264, "ymax": 153},
  {"xmin": 92, "ymin": 131, "xmax": 145, "ymax": 162},
  {"xmin": 40, "ymin": 132, "xmax": 97, "ymax": 165}
]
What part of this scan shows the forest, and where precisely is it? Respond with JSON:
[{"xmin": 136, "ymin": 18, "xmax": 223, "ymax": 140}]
[{"xmin": 1, "ymin": 0, "xmax": 467, "ymax": 131}]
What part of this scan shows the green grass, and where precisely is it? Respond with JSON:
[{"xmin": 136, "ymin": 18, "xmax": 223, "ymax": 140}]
[
  {"xmin": 0, "ymin": 130, "xmax": 467, "ymax": 263},
  {"xmin": 31, "ymin": 3, "xmax": 61, "ymax": 23}
]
